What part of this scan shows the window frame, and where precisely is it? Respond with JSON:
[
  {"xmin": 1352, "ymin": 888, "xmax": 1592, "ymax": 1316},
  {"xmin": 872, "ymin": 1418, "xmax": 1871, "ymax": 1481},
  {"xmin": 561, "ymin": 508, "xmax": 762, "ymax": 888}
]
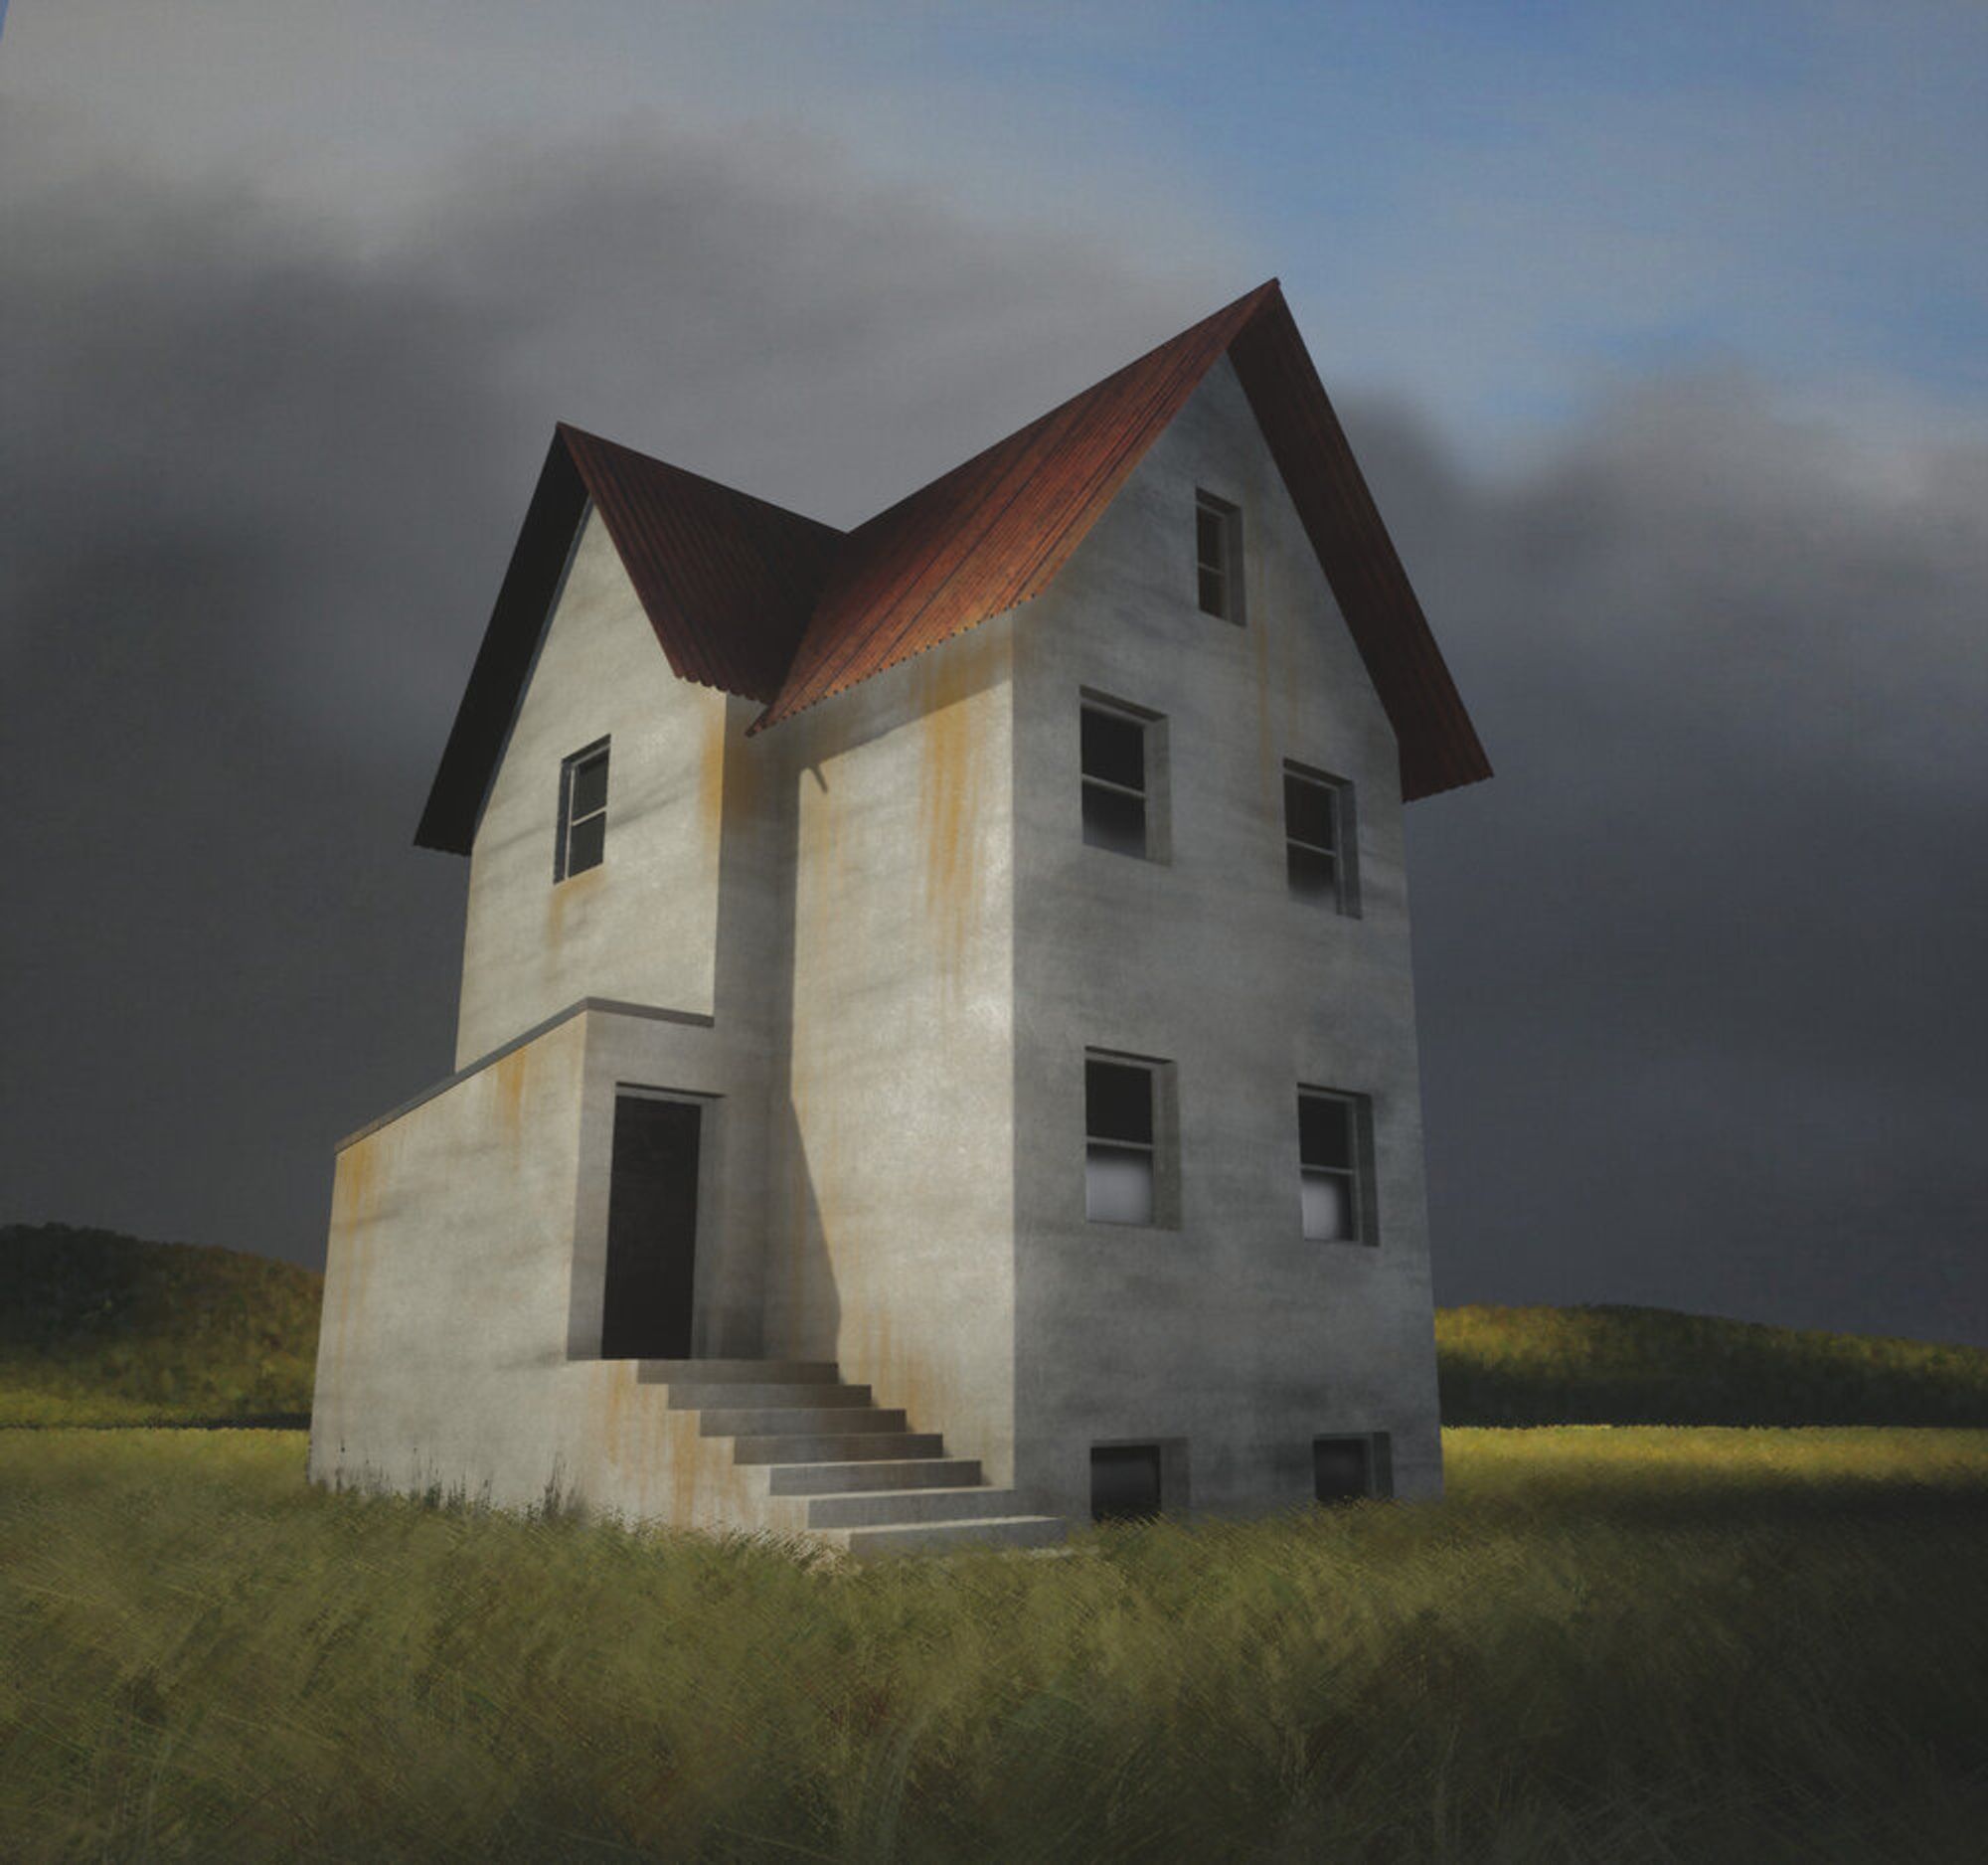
[
  {"xmin": 1312, "ymin": 1433, "xmax": 1394, "ymax": 1504},
  {"xmin": 1079, "ymin": 692, "xmax": 1169, "ymax": 862},
  {"xmin": 1195, "ymin": 489, "xmax": 1244, "ymax": 624},
  {"xmin": 1283, "ymin": 760, "xmax": 1360, "ymax": 916},
  {"xmin": 1297, "ymin": 1086, "xmax": 1378, "ymax": 1246},
  {"xmin": 555, "ymin": 737, "xmax": 611, "ymax": 883},
  {"xmin": 1083, "ymin": 1048, "xmax": 1179, "ymax": 1229}
]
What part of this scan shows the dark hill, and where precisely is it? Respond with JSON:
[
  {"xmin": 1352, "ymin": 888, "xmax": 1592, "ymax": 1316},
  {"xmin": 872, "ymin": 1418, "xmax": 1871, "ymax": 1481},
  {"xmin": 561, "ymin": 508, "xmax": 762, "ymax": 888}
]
[
  {"xmin": 1436, "ymin": 1301, "xmax": 1988, "ymax": 1427},
  {"xmin": 7, "ymin": 1222, "xmax": 1987, "ymax": 1429},
  {"xmin": 0, "ymin": 1222, "xmax": 319, "ymax": 1426}
]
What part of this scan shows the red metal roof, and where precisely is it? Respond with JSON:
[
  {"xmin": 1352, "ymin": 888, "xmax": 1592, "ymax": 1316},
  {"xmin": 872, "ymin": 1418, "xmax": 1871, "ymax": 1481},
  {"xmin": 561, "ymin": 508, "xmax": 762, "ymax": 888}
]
[
  {"xmin": 417, "ymin": 279, "xmax": 1487, "ymax": 852},
  {"xmin": 752, "ymin": 282, "xmax": 1278, "ymax": 733},
  {"xmin": 558, "ymin": 424, "xmax": 841, "ymax": 705}
]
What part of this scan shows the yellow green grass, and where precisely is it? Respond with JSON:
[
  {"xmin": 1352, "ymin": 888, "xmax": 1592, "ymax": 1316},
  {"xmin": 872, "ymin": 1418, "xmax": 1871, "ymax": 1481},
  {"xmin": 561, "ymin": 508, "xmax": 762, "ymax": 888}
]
[
  {"xmin": 4, "ymin": 1427, "xmax": 1986, "ymax": 1862},
  {"xmin": 0, "ymin": 1224, "xmax": 317, "ymax": 1426},
  {"xmin": 1436, "ymin": 1300, "xmax": 1988, "ymax": 1426}
]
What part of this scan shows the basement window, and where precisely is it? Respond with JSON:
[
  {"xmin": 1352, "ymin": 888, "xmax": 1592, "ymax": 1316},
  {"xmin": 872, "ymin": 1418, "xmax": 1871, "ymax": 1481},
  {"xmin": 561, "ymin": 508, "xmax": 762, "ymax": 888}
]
[
  {"xmin": 1299, "ymin": 1088, "xmax": 1377, "ymax": 1245},
  {"xmin": 556, "ymin": 739, "xmax": 609, "ymax": 881},
  {"xmin": 1085, "ymin": 1053, "xmax": 1169, "ymax": 1226},
  {"xmin": 1091, "ymin": 1444, "xmax": 1163, "ymax": 1522},
  {"xmin": 1080, "ymin": 697, "xmax": 1160, "ymax": 859},
  {"xmin": 1313, "ymin": 1434, "xmax": 1393, "ymax": 1503},
  {"xmin": 1196, "ymin": 490, "xmax": 1244, "ymax": 623},
  {"xmin": 1284, "ymin": 762, "xmax": 1358, "ymax": 913}
]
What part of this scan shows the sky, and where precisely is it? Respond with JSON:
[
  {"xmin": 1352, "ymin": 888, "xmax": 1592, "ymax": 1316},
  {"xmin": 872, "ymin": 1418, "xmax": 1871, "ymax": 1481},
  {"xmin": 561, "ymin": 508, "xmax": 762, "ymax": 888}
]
[{"xmin": 3, "ymin": 2, "xmax": 1985, "ymax": 1347}]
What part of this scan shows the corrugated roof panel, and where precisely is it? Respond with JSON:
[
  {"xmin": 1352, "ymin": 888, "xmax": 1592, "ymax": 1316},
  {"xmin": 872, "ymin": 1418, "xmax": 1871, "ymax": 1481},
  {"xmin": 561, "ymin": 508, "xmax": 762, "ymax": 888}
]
[
  {"xmin": 559, "ymin": 424, "xmax": 841, "ymax": 704},
  {"xmin": 752, "ymin": 283, "xmax": 1274, "ymax": 730},
  {"xmin": 417, "ymin": 278, "xmax": 1487, "ymax": 854}
]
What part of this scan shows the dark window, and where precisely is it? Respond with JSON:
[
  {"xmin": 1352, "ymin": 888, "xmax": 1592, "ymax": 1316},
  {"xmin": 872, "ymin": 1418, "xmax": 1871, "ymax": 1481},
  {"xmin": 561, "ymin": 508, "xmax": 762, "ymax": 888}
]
[
  {"xmin": 557, "ymin": 739, "xmax": 610, "ymax": 881},
  {"xmin": 1092, "ymin": 1444, "xmax": 1163, "ymax": 1521},
  {"xmin": 1299, "ymin": 1089, "xmax": 1375, "ymax": 1244},
  {"xmin": 1081, "ymin": 701, "xmax": 1150, "ymax": 858},
  {"xmin": 1314, "ymin": 1434, "xmax": 1393, "ymax": 1503},
  {"xmin": 1196, "ymin": 490, "xmax": 1243, "ymax": 622},
  {"xmin": 1284, "ymin": 762, "xmax": 1357, "ymax": 912},
  {"xmin": 1086, "ymin": 1056, "xmax": 1155, "ymax": 1225}
]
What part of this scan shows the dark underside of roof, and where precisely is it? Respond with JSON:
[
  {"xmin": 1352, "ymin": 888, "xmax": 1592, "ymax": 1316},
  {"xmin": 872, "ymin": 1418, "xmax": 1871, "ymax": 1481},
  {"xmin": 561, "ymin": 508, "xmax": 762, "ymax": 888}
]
[{"xmin": 415, "ymin": 280, "xmax": 1489, "ymax": 855}]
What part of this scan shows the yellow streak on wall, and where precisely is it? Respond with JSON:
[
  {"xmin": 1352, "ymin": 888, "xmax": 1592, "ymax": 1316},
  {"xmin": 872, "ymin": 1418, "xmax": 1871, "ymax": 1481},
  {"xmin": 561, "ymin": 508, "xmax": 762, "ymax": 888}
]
[
  {"xmin": 914, "ymin": 646, "xmax": 988, "ymax": 994},
  {"xmin": 492, "ymin": 1047, "xmax": 529, "ymax": 1155},
  {"xmin": 787, "ymin": 711, "xmax": 850, "ymax": 1353}
]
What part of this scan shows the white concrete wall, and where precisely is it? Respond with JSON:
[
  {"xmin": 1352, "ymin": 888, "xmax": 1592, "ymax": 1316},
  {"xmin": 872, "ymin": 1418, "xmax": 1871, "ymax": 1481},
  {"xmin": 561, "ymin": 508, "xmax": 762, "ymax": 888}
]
[
  {"xmin": 308, "ymin": 1006, "xmax": 783, "ymax": 1529},
  {"xmin": 758, "ymin": 619, "xmax": 1021, "ymax": 1486},
  {"xmin": 456, "ymin": 507, "xmax": 732, "ymax": 1066},
  {"xmin": 1010, "ymin": 356, "xmax": 1444, "ymax": 1521}
]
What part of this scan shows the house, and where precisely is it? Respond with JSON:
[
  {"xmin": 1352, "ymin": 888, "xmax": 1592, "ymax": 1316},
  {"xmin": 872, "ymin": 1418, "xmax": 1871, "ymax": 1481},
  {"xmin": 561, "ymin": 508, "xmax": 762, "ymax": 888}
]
[{"xmin": 306, "ymin": 279, "xmax": 1491, "ymax": 1558}]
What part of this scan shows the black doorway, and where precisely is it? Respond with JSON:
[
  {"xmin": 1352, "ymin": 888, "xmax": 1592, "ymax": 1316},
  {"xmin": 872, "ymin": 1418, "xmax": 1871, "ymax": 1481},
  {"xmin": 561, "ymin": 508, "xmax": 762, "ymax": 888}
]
[{"xmin": 600, "ymin": 1094, "xmax": 702, "ymax": 1359}]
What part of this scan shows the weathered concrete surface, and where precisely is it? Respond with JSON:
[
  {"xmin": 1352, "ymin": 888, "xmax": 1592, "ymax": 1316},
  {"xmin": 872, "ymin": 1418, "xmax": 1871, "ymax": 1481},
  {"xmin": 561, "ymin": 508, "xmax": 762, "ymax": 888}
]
[
  {"xmin": 1009, "ymin": 356, "xmax": 1444, "ymax": 1521},
  {"xmin": 760, "ymin": 618, "xmax": 1020, "ymax": 1490},
  {"xmin": 456, "ymin": 508, "xmax": 735, "ymax": 1066},
  {"xmin": 318, "ymin": 351, "xmax": 1446, "ymax": 1544},
  {"xmin": 310, "ymin": 1005, "xmax": 779, "ymax": 1529}
]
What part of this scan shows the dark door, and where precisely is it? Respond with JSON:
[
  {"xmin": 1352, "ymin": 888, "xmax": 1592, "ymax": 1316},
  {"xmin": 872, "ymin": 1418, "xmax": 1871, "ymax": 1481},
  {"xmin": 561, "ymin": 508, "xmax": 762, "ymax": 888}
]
[{"xmin": 600, "ymin": 1095, "xmax": 701, "ymax": 1359}]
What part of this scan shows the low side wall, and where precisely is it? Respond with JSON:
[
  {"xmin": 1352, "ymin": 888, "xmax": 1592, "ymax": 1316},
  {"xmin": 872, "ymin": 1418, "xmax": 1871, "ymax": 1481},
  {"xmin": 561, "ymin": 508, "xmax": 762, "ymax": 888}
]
[{"xmin": 306, "ymin": 1005, "xmax": 778, "ymax": 1535}]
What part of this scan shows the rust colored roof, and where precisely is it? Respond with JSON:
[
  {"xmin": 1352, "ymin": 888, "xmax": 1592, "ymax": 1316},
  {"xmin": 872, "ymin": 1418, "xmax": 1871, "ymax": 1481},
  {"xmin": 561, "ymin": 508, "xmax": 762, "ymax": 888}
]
[
  {"xmin": 415, "ymin": 427, "xmax": 841, "ymax": 853},
  {"xmin": 752, "ymin": 282, "xmax": 1279, "ymax": 735},
  {"xmin": 559, "ymin": 424, "xmax": 841, "ymax": 703},
  {"xmin": 417, "ymin": 279, "xmax": 1487, "ymax": 853}
]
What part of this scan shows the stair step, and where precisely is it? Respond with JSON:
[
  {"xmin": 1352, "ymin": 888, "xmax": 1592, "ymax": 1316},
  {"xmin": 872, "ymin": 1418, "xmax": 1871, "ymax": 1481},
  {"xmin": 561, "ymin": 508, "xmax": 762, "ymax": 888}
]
[
  {"xmin": 762, "ymin": 1456, "xmax": 983, "ymax": 1496},
  {"xmin": 836, "ymin": 1516, "xmax": 1070, "ymax": 1560},
  {"xmin": 733, "ymin": 1431, "xmax": 943, "ymax": 1465},
  {"xmin": 635, "ymin": 1359, "xmax": 840, "ymax": 1385},
  {"xmin": 665, "ymin": 1382, "xmax": 873, "ymax": 1412},
  {"xmin": 801, "ymin": 1486, "xmax": 1033, "ymax": 1529},
  {"xmin": 699, "ymin": 1406, "xmax": 907, "ymax": 1439}
]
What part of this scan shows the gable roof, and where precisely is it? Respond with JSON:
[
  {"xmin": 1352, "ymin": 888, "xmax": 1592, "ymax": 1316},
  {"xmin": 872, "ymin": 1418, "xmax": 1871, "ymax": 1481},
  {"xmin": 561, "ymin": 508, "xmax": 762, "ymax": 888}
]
[
  {"xmin": 416, "ymin": 280, "xmax": 1488, "ymax": 853},
  {"xmin": 414, "ymin": 425, "xmax": 841, "ymax": 853}
]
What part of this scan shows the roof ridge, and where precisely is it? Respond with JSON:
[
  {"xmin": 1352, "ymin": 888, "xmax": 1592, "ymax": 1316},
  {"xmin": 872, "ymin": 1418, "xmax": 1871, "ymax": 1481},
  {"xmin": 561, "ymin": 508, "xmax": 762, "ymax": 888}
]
[{"xmin": 749, "ymin": 279, "xmax": 1280, "ymax": 730}]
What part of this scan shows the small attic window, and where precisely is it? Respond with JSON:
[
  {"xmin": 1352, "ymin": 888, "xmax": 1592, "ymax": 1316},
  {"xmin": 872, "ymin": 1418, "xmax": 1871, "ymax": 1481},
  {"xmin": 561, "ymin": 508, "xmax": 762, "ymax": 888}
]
[
  {"xmin": 556, "ymin": 739, "xmax": 609, "ymax": 881},
  {"xmin": 1195, "ymin": 490, "xmax": 1243, "ymax": 623}
]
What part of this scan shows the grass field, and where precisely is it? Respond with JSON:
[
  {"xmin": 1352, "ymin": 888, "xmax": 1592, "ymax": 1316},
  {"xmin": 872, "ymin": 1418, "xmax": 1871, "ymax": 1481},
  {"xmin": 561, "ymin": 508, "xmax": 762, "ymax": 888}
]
[{"xmin": 4, "ymin": 1426, "xmax": 1986, "ymax": 1862}]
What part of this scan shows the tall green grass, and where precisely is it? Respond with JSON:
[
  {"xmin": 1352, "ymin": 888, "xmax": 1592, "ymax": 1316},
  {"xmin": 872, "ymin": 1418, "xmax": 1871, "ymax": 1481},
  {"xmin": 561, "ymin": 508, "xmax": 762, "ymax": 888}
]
[
  {"xmin": 1437, "ymin": 1301, "xmax": 1988, "ymax": 1426},
  {"xmin": 0, "ymin": 1224, "xmax": 318, "ymax": 1426},
  {"xmin": 4, "ymin": 1427, "xmax": 1985, "ymax": 1862}
]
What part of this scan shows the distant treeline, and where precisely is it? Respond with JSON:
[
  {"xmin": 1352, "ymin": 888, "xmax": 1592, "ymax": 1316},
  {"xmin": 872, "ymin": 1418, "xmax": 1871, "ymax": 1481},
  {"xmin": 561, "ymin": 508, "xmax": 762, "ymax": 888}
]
[{"xmin": 6, "ymin": 1222, "xmax": 1988, "ymax": 1429}]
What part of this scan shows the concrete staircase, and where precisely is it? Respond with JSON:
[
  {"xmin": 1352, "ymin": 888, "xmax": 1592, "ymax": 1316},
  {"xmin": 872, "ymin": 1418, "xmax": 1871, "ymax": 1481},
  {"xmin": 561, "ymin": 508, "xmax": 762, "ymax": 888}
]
[{"xmin": 639, "ymin": 1359, "xmax": 1067, "ymax": 1559}]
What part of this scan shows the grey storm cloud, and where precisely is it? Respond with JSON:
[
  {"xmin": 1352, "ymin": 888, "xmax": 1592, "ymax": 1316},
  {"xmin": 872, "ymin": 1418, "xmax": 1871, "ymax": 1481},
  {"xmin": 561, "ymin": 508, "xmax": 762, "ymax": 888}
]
[{"xmin": 5, "ymin": 120, "xmax": 1984, "ymax": 1347}]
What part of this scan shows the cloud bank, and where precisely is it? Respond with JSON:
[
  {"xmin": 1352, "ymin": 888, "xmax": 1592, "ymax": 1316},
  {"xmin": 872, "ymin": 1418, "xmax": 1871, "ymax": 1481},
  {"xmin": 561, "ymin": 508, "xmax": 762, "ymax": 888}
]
[{"xmin": 6, "ymin": 119, "xmax": 1983, "ymax": 1346}]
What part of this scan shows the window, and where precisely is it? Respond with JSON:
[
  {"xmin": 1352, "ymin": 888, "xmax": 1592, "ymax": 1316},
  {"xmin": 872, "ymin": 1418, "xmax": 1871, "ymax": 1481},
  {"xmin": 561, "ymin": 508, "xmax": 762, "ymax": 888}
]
[
  {"xmin": 1080, "ymin": 698, "xmax": 1154, "ymax": 859},
  {"xmin": 1299, "ymin": 1088, "xmax": 1377, "ymax": 1245},
  {"xmin": 1195, "ymin": 490, "xmax": 1243, "ymax": 622},
  {"xmin": 1284, "ymin": 762, "xmax": 1358, "ymax": 913},
  {"xmin": 1313, "ymin": 1434, "xmax": 1393, "ymax": 1504},
  {"xmin": 556, "ymin": 739, "xmax": 609, "ymax": 881},
  {"xmin": 1086, "ymin": 1055, "xmax": 1156, "ymax": 1224},
  {"xmin": 1091, "ymin": 1444, "xmax": 1163, "ymax": 1522}
]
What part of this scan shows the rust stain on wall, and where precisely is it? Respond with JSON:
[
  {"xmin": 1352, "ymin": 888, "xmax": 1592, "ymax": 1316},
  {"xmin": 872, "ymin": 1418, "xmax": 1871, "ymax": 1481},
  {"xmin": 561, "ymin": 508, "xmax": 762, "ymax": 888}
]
[
  {"xmin": 914, "ymin": 646, "xmax": 989, "ymax": 990},
  {"xmin": 493, "ymin": 1047, "xmax": 530, "ymax": 1154}
]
